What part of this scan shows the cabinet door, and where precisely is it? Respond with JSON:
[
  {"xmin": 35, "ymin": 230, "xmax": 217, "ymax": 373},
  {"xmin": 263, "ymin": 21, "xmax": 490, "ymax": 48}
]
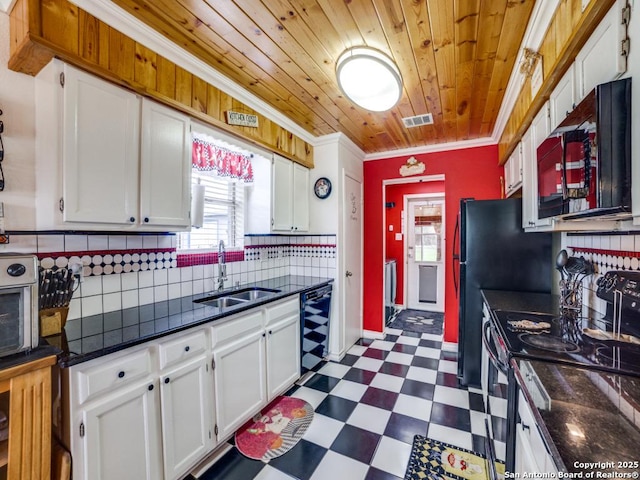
[
  {"xmin": 528, "ymin": 105, "xmax": 552, "ymax": 228},
  {"xmin": 62, "ymin": 64, "xmax": 140, "ymax": 225},
  {"xmin": 140, "ymin": 99, "xmax": 191, "ymax": 229},
  {"xmin": 271, "ymin": 154, "xmax": 293, "ymax": 231},
  {"xmin": 213, "ymin": 329, "xmax": 266, "ymax": 439},
  {"xmin": 292, "ymin": 163, "xmax": 309, "ymax": 232},
  {"xmin": 575, "ymin": 1, "xmax": 625, "ymax": 102},
  {"xmin": 160, "ymin": 357, "xmax": 215, "ymax": 480},
  {"xmin": 81, "ymin": 382, "xmax": 162, "ymax": 480},
  {"xmin": 266, "ymin": 313, "xmax": 300, "ymax": 400},
  {"xmin": 549, "ymin": 66, "xmax": 575, "ymax": 130},
  {"xmin": 505, "ymin": 146, "xmax": 521, "ymax": 197},
  {"xmin": 521, "ymin": 128, "xmax": 536, "ymax": 229}
]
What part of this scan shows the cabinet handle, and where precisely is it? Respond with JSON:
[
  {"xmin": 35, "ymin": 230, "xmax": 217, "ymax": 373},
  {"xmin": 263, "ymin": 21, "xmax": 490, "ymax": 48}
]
[
  {"xmin": 164, "ymin": 378, "xmax": 170, "ymax": 384},
  {"xmin": 345, "ymin": 271, "xmax": 353, "ymax": 277},
  {"xmin": 268, "ymin": 330, "xmax": 273, "ymax": 335},
  {"xmin": 522, "ymin": 423, "xmax": 530, "ymax": 432},
  {"xmin": 262, "ymin": 333, "xmax": 266, "ymax": 337},
  {"xmin": 129, "ymin": 217, "xmax": 136, "ymax": 223},
  {"xmin": 144, "ymin": 217, "xmax": 149, "ymax": 223},
  {"xmin": 148, "ymin": 384, "xmax": 154, "ymax": 391},
  {"xmin": 185, "ymin": 345, "xmax": 190, "ymax": 352},
  {"xmin": 118, "ymin": 371, "xmax": 125, "ymax": 378}
]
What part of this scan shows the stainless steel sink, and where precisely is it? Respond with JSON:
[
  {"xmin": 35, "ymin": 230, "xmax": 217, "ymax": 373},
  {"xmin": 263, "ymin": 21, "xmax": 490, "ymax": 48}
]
[
  {"xmin": 227, "ymin": 288, "xmax": 281, "ymax": 301},
  {"xmin": 198, "ymin": 296, "xmax": 247, "ymax": 308},
  {"xmin": 194, "ymin": 287, "xmax": 281, "ymax": 308}
]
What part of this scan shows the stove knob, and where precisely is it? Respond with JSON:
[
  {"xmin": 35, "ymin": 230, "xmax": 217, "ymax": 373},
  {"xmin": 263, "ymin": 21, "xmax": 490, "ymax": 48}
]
[{"xmin": 632, "ymin": 301, "xmax": 637, "ymax": 308}]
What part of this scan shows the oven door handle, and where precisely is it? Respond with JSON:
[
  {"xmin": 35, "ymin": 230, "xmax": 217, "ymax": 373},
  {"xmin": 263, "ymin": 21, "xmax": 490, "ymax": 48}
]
[
  {"xmin": 482, "ymin": 321, "xmax": 509, "ymax": 375},
  {"xmin": 484, "ymin": 418, "xmax": 499, "ymax": 480}
]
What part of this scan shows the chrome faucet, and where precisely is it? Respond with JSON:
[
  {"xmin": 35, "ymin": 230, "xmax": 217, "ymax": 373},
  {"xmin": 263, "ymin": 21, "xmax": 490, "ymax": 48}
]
[{"xmin": 217, "ymin": 240, "xmax": 227, "ymax": 290}]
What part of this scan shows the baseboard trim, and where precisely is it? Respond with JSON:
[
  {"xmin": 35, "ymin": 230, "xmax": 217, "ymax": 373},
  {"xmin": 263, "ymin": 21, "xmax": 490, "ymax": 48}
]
[
  {"xmin": 442, "ymin": 341, "xmax": 458, "ymax": 352},
  {"xmin": 362, "ymin": 329, "xmax": 385, "ymax": 340},
  {"xmin": 327, "ymin": 350, "xmax": 345, "ymax": 363}
]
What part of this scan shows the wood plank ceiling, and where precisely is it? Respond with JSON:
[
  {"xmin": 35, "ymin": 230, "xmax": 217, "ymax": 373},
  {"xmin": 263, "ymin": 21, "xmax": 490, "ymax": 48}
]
[{"xmin": 110, "ymin": 0, "xmax": 535, "ymax": 154}]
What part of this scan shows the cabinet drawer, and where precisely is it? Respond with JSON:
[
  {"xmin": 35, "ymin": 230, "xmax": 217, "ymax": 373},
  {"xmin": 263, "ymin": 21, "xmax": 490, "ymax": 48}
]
[
  {"xmin": 265, "ymin": 297, "xmax": 299, "ymax": 326},
  {"xmin": 211, "ymin": 310, "xmax": 263, "ymax": 347},
  {"xmin": 159, "ymin": 328, "xmax": 208, "ymax": 370},
  {"xmin": 518, "ymin": 392, "xmax": 552, "ymax": 464},
  {"xmin": 76, "ymin": 348, "xmax": 153, "ymax": 404}
]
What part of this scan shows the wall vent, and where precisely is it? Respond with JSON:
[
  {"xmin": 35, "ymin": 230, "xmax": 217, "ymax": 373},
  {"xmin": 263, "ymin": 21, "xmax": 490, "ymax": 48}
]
[{"xmin": 402, "ymin": 113, "xmax": 434, "ymax": 128}]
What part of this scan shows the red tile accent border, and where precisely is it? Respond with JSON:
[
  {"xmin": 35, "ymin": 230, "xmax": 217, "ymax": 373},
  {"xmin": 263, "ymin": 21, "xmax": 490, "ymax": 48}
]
[
  {"xmin": 177, "ymin": 250, "xmax": 245, "ymax": 267},
  {"xmin": 570, "ymin": 247, "xmax": 640, "ymax": 258}
]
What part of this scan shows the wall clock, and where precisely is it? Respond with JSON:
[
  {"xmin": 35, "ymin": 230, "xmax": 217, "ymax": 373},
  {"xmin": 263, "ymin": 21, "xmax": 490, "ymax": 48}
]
[{"xmin": 314, "ymin": 177, "xmax": 332, "ymax": 199}]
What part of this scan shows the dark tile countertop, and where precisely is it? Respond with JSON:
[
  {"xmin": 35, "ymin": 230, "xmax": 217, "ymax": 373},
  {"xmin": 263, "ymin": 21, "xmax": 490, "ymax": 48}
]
[
  {"xmin": 481, "ymin": 289, "xmax": 561, "ymax": 315},
  {"xmin": 50, "ymin": 275, "xmax": 333, "ymax": 368},
  {"xmin": 514, "ymin": 358, "xmax": 640, "ymax": 475},
  {"xmin": 482, "ymin": 289, "xmax": 640, "ymax": 475}
]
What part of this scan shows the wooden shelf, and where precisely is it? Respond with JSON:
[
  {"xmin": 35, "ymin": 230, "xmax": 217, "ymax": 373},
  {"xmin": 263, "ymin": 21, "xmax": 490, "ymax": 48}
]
[{"xmin": 0, "ymin": 439, "xmax": 7, "ymax": 467}]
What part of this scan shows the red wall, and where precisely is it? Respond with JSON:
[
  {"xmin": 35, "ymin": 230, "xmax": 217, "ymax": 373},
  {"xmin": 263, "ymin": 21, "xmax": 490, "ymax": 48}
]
[
  {"xmin": 385, "ymin": 181, "xmax": 445, "ymax": 303},
  {"xmin": 364, "ymin": 145, "xmax": 503, "ymax": 343}
]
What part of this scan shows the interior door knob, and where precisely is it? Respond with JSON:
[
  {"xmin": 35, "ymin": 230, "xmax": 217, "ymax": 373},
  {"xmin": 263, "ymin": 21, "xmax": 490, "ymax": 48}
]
[{"xmin": 345, "ymin": 271, "xmax": 353, "ymax": 277}]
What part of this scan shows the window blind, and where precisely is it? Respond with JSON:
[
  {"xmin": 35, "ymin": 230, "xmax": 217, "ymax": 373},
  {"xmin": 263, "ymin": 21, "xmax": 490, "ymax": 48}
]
[{"xmin": 178, "ymin": 173, "xmax": 245, "ymax": 250}]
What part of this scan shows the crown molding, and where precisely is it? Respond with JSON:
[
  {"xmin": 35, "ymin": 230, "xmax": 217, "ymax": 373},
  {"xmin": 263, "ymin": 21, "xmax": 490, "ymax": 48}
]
[
  {"xmin": 0, "ymin": 0, "xmax": 16, "ymax": 14},
  {"xmin": 492, "ymin": 0, "xmax": 560, "ymax": 143},
  {"xmin": 70, "ymin": 0, "xmax": 316, "ymax": 146},
  {"xmin": 363, "ymin": 137, "xmax": 496, "ymax": 161}
]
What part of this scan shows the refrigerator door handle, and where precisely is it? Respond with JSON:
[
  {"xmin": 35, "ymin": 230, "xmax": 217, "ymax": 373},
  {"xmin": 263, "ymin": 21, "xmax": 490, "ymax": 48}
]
[{"xmin": 452, "ymin": 214, "xmax": 460, "ymax": 297}]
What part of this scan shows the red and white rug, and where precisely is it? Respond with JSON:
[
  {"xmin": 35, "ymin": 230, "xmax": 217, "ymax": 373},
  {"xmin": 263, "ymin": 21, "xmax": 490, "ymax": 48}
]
[{"xmin": 235, "ymin": 396, "xmax": 314, "ymax": 462}]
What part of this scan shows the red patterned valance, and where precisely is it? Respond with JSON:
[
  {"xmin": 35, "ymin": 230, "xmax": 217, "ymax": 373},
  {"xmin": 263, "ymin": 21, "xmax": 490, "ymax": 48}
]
[{"xmin": 192, "ymin": 132, "xmax": 254, "ymax": 183}]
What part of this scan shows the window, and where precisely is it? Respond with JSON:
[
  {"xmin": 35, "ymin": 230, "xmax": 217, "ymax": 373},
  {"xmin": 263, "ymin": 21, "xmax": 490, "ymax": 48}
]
[
  {"xmin": 178, "ymin": 172, "xmax": 245, "ymax": 250},
  {"xmin": 413, "ymin": 203, "xmax": 443, "ymax": 262}
]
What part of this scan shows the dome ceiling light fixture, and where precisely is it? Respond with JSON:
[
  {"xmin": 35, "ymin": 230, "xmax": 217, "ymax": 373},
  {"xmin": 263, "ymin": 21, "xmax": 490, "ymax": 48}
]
[{"xmin": 335, "ymin": 47, "xmax": 403, "ymax": 112}]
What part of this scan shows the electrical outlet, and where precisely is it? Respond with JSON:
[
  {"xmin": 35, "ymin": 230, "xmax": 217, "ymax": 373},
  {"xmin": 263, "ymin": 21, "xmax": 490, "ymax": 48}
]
[{"xmin": 0, "ymin": 202, "xmax": 4, "ymax": 217}]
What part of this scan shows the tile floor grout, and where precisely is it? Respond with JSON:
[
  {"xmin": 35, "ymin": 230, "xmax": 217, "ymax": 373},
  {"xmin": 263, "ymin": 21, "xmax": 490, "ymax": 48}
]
[{"xmin": 192, "ymin": 327, "xmax": 490, "ymax": 480}]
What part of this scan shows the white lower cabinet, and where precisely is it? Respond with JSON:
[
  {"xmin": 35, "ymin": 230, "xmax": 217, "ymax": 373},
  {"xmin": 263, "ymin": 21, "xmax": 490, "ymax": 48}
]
[
  {"xmin": 64, "ymin": 296, "xmax": 302, "ymax": 480},
  {"xmin": 160, "ymin": 356, "xmax": 215, "ymax": 480},
  {"xmin": 212, "ymin": 297, "xmax": 301, "ymax": 440},
  {"xmin": 515, "ymin": 389, "xmax": 559, "ymax": 475},
  {"xmin": 265, "ymin": 298, "xmax": 301, "ymax": 400},
  {"xmin": 213, "ymin": 316, "xmax": 267, "ymax": 439},
  {"xmin": 79, "ymin": 377, "xmax": 162, "ymax": 480}
]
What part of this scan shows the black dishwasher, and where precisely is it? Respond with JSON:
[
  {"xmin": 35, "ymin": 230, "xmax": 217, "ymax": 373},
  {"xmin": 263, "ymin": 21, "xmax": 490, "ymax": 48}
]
[{"xmin": 299, "ymin": 283, "xmax": 332, "ymax": 376}]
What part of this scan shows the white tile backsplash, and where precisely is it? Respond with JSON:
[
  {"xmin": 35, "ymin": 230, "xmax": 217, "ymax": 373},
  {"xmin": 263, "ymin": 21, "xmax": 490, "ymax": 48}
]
[{"xmin": 139, "ymin": 270, "xmax": 154, "ymax": 288}]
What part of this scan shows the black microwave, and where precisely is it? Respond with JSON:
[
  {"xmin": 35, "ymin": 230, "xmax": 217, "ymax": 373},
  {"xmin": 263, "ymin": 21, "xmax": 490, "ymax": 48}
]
[{"xmin": 537, "ymin": 77, "xmax": 631, "ymax": 220}]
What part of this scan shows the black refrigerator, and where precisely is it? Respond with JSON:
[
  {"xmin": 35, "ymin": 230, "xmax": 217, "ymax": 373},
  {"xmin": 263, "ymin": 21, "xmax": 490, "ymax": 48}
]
[{"xmin": 454, "ymin": 198, "xmax": 552, "ymax": 387}]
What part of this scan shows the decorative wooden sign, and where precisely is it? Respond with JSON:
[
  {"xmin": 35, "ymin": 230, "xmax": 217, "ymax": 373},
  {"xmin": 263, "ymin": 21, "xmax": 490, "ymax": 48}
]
[{"xmin": 225, "ymin": 111, "xmax": 259, "ymax": 128}]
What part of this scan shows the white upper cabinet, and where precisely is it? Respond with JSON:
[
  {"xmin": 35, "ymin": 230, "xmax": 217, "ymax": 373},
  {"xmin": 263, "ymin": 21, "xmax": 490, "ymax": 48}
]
[
  {"xmin": 140, "ymin": 99, "xmax": 191, "ymax": 229},
  {"xmin": 271, "ymin": 154, "xmax": 309, "ymax": 232},
  {"xmin": 522, "ymin": 103, "xmax": 553, "ymax": 230},
  {"xmin": 574, "ymin": 0, "xmax": 627, "ymax": 102},
  {"xmin": 549, "ymin": 65, "xmax": 576, "ymax": 130},
  {"xmin": 504, "ymin": 143, "xmax": 523, "ymax": 198},
  {"xmin": 35, "ymin": 59, "xmax": 191, "ymax": 231}
]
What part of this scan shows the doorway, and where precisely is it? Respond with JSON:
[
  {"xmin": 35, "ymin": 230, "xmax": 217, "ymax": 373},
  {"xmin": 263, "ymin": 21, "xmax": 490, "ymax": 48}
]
[
  {"xmin": 382, "ymin": 175, "xmax": 445, "ymax": 323},
  {"xmin": 405, "ymin": 196, "xmax": 445, "ymax": 312}
]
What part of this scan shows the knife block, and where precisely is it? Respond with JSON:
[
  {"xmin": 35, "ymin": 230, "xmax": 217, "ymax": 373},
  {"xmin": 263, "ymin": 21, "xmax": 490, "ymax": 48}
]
[{"xmin": 39, "ymin": 307, "xmax": 69, "ymax": 337}]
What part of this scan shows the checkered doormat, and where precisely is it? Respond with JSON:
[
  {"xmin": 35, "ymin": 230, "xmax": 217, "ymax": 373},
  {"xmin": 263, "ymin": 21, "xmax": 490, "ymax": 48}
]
[{"xmin": 404, "ymin": 435, "xmax": 498, "ymax": 480}]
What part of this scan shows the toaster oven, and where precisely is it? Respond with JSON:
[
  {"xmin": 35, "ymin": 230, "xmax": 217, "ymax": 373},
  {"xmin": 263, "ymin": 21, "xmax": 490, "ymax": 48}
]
[{"xmin": 0, "ymin": 254, "xmax": 39, "ymax": 358}]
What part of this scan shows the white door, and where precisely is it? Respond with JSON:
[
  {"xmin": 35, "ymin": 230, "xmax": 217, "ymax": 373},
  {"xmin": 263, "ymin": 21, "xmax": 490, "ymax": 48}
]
[
  {"xmin": 160, "ymin": 357, "xmax": 215, "ymax": 480},
  {"xmin": 343, "ymin": 173, "xmax": 362, "ymax": 347},
  {"xmin": 62, "ymin": 63, "xmax": 140, "ymax": 225},
  {"xmin": 81, "ymin": 382, "xmax": 162, "ymax": 480},
  {"xmin": 406, "ymin": 198, "xmax": 445, "ymax": 312},
  {"xmin": 140, "ymin": 99, "xmax": 191, "ymax": 229},
  {"xmin": 271, "ymin": 154, "xmax": 293, "ymax": 231},
  {"xmin": 265, "ymin": 314, "xmax": 300, "ymax": 400},
  {"xmin": 213, "ymin": 329, "xmax": 266, "ymax": 439}
]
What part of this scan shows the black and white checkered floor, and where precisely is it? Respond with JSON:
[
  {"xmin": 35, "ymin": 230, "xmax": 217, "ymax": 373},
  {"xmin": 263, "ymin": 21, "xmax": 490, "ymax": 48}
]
[{"xmin": 193, "ymin": 328, "xmax": 498, "ymax": 480}]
